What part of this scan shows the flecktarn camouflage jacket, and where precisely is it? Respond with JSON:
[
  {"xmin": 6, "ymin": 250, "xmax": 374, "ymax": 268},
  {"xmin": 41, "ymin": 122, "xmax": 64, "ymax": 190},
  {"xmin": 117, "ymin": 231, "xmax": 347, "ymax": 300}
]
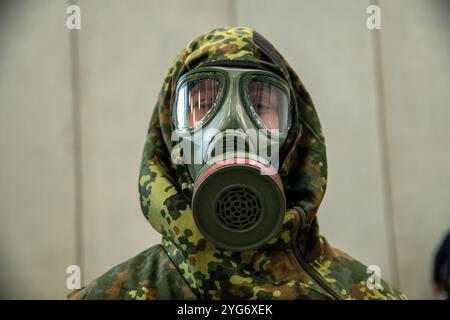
[{"xmin": 69, "ymin": 27, "xmax": 407, "ymax": 300}]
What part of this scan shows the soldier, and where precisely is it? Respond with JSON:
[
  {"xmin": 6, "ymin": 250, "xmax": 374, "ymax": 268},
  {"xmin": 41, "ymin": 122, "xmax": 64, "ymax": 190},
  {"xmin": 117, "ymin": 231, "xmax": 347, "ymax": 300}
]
[{"xmin": 69, "ymin": 27, "xmax": 406, "ymax": 300}]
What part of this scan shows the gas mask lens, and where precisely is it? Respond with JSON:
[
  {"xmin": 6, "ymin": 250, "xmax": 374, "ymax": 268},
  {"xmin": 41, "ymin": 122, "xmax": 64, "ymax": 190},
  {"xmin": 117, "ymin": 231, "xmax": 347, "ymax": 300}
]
[
  {"xmin": 246, "ymin": 79, "xmax": 290, "ymax": 131},
  {"xmin": 174, "ymin": 77, "xmax": 220, "ymax": 129},
  {"xmin": 173, "ymin": 70, "xmax": 291, "ymax": 133}
]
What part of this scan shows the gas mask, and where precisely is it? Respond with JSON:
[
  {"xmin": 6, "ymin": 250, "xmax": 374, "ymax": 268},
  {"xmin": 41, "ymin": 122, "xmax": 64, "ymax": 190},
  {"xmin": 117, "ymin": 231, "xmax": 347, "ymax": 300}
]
[{"xmin": 171, "ymin": 66, "xmax": 292, "ymax": 251}]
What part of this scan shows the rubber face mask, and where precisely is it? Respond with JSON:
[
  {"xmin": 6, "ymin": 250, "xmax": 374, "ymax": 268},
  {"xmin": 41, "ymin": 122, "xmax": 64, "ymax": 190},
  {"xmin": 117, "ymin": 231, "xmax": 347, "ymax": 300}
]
[{"xmin": 171, "ymin": 66, "xmax": 292, "ymax": 251}]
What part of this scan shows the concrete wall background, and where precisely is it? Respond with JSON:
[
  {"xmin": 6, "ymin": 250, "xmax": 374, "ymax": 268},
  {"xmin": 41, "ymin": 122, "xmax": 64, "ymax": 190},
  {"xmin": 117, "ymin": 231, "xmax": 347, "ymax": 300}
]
[{"xmin": 0, "ymin": 0, "xmax": 448, "ymax": 299}]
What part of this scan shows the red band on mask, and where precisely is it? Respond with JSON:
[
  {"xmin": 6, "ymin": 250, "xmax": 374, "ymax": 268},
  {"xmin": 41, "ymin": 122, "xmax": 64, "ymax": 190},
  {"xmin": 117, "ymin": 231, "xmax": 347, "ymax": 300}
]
[{"xmin": 194, "ymin": 158, "xmax": 283, "ymax": 191}]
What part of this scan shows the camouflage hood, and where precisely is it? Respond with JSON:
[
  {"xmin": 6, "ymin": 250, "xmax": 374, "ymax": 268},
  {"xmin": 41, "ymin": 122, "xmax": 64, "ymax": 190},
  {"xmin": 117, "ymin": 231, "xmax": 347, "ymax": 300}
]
[
  {"xmin": 140, "ymin": 27, "xmax": 325, "ymax": 250},
  {"xmin": 137, "ymin": 27, "xmax": 405, "ymax": 300}
]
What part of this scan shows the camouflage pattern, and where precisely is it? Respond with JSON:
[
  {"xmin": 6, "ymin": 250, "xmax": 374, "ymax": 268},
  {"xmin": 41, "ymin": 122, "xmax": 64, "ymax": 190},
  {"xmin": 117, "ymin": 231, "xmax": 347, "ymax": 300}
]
[
  {"xmin": 68, "ymin": 245, "xmax": 196, "ymax": 300},
  {"xmin": 69, "ymin": 27, "xmax": 407, "ymax": 300}
]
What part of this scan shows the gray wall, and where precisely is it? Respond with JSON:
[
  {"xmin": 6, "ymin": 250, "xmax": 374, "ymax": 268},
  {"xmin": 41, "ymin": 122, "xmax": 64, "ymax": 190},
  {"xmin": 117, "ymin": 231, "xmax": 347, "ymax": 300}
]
[{"xmin": 0, "ymin": 0, "xmax": 448, "ymax": 299}]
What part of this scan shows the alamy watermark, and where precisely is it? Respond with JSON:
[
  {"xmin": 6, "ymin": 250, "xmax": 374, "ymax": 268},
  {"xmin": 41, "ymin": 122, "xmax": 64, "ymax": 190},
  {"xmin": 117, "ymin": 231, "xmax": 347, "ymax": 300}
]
[
  {"xmin": 366, "ymin": 265, "xmax": 383, "ymax": 290},
  {"xmin": 66, "ymin": 5, "xmax": 81, "ymax": 30},
  {"xmin": 367, "ymin": 5, "xmax": 381, "ymax": 30},
  {"xmin": 171, "ymin": 128, "xmax": 281, "ymax": 174},
  {"xmin": 66, "ymin": 264, "xmax": 81, "ymax": 290}
]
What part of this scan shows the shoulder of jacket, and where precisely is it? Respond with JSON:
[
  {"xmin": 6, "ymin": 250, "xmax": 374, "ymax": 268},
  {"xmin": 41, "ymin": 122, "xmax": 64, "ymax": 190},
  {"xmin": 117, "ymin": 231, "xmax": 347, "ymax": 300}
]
[
  {"xmin": 313, "ymin": 236, "xmax": 407, "ymax": 300},
  {"xmin": 68, "ymin": 244, "xmax": 197, "ymax": 300}
]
